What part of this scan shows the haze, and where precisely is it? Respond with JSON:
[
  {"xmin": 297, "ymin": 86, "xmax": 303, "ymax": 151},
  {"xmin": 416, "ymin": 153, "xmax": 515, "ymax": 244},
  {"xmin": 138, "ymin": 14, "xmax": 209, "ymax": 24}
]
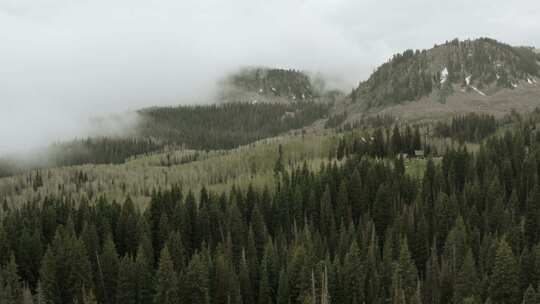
[{"xmin": 1, "ymin": 0, "xmax": 539, "ymax": 154}]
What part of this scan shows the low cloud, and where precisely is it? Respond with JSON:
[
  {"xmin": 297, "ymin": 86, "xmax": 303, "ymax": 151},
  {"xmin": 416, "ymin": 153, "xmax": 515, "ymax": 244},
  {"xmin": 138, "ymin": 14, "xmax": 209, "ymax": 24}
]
[{"xmin": 0, "ymin": 0, "xmax": 539, "ymax": 154}]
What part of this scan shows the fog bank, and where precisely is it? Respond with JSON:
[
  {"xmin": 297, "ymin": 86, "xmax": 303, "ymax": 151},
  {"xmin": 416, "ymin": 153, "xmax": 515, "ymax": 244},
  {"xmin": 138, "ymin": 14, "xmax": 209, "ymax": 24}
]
[{"xmin": 0, "ymin": 0, "xmax": 539, "ymax": 154}]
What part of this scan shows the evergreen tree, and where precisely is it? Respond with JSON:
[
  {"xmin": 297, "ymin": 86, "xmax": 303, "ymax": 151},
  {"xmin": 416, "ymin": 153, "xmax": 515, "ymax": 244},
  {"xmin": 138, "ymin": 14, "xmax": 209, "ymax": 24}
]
[
  {"xmin": 453, "ymin": 250, "xmax": 479, "ymax": 304},
  {"xmin": 135, "ymin": 245, "xmax": 154, "ymax": 304},
  {"xmin": 116, "ymin": 256, "xmax": 137, "ymax": 304},
  {"xmin": 343, "ymin": 241, "xmax": 366, "ymax": 303},
  {"xmin": 39, "ymin": 227, "xmax": 93, "ymax": 304},
  {"xmin": 489, "ymin": 239, "xmax": 520, "ymax": 304},
  {"xmin": 394, "ymin": 238, "xmax": 418, "ymax": 301},
  {"xmin": 116, "ymin": 197, "xmax": 140, "ymax": 257},
  {"xmin": 154, "ymin": 246, "xmax": 178, "ymax": 304},
  {"xmin": 521, "ymin": 285, "xmax": 537, "ymax": 304},
  {"xmin": 374, "ymin": 183, "xmax": 393, "ymax": 242},
  {"xmin": 277, "ymin": 269, "xmax": 290, "ymax": 304},
  {"xmin": 97, "ymin": 235, "xmax": 119, "ymax": 304},
  {"xmin": 258, "ymin": 256, "xmax": 272, "ymax": 304},
  {"xmin": 391, "ymin": 125, "xmax": 403, "ymax": 155},
  {"xmin": 166, "ymin": 231, "xmax": 186, "ymax": 273},
  {"xmin": 183, "ymin": 253, "xmax": 209, "ymax": 304},
  {"xmin": 239, "ymin": 254, "xmax": 255, "ymax": 304},
  {"xmin": 0, "ymin": 254, "xmax": 23, "ymax": 304},
  {"xmin": 275, "ymin": 144, "xmax": 285, "ymax": 175}
]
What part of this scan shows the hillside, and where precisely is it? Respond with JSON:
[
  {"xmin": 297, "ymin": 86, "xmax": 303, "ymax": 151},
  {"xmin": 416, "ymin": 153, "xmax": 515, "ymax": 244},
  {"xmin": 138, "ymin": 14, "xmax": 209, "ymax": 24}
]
[
  {"xmin": 332, "ymin": 38, "xmax": 540, "ymax": 124},
  {"xmin": 0, "ymin": 101, "xmax": 329, "ymax": 178},
  {"xmin": 136, "ymin": 101, "xmax": 328, "ymax": 150},
  {"xmin": 4, "ymin": 113, "xmax": 540, "ymax": 304},
  {"xmin": 218, "ymin": 67, "xmax": 322, "ymax": 103}
]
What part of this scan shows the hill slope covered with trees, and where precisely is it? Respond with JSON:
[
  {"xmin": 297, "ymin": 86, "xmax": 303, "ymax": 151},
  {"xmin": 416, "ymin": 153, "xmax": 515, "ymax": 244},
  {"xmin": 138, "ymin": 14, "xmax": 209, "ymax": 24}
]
[
  {"xmin": 4, "ymin": 117, "xmax": 540, "ymax": 303},
  {"xmin": 351, "ymin": 38, "xmax": 540, "ymax": 107}
]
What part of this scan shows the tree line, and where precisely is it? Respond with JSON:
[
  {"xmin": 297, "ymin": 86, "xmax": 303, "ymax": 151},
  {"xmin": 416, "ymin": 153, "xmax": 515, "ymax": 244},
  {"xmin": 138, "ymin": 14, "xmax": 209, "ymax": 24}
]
[
  {"xmin": 0, "ymin": 101, "xmax": 327, "ymax": 178},
  {"xmin": 434, "ymin": 113, "xmax": 498, "ymax": 143},
  {"xmin": 136, "ymin": 102, "xmax": 328, "ymax": 151}
]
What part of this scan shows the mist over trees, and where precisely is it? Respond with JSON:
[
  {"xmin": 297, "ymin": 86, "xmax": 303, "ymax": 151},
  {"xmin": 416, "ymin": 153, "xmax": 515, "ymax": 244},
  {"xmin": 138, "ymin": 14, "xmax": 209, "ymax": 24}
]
[{"xmin": 0, "ymin": 101, "xmax": 327, "ymax": 178}]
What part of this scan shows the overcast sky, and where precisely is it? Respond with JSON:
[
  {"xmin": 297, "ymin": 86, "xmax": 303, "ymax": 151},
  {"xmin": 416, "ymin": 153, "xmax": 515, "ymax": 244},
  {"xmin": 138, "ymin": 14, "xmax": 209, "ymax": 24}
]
[{"xmin": 0, "ymin": 0, "xmax": 539, "ymax": 153}]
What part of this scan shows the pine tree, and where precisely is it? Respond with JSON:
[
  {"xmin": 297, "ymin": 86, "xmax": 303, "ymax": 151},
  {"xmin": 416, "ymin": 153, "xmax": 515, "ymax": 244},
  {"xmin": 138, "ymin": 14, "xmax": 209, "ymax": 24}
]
[
  {"xmin": 82, "ymin": 288, "xmax": 98, "ymax": 304},
  {"xmin": 258, "ymin": 256, "xmax": 272, "ymax": 304},
  {"xmin": 115, "ymin": 197, "xmax": 140, "ymax": 257},
  {"xmin": 16, "ymin": 227, "xmax": 43, "ymax": 290},
  {"xmin": 0, "ymin": 254, "xmax": 23, "ymax": 304},
  {"xmin": 154, "ymin": 246, "xmax": 178, "ymax": 304},
  {"xmin": 394, "ymin": 238, "xmax": 418, "ymax": 301},
  {"xmin": 135, "ymin": 245, "xmax": 154, "ymax": 304},
  {"xmin": 374, "ymin": 183, "xmax": 393, "ymax": 242},
  {"xmin": 0, "ymin": 225, "xmax": 10, "ymax": 267},
  {"xmin": 275, "ymin": 144, "xmax": 285, "ymax": 175},
  {"xmin": 453, "ymin": 250, "xmax": 479, "ymax": 304},
  {"xmin": 166, "ymin": 231, "xmax": 186, "ymax": 273},
  {"xmin": 97, "ymin": 235, "xmax": 119, "ymax": 304},
  {"xmin": 239, "ymin": 254, "xmax": 255, "ymax": 304},
  {"xmin": 251, "ymin": 205, "xmax": 268, "ymax": 260},
  {"xmin": 391, "ymin": 125, "xmax": 402, "ymax": 155},
  {"xmin": 288, "ymin": 245, "xmax": 311, "ymax": 303},
  {"xmin": 277, "ymin": 269, "xmax": 290, "ymax": 304},
  {"xmin": 348, "ymin": 168, "xmax": 363, "ymax": 222},
  {"xmin": 522, "ymin": 285, "xmax": 537, "ymax": 304},
  {"xmin": 489, "ymin": 239, "xmax": 520, "ymax": 304},
  {"xmin": 116, "ymin": 256, "xmax": 137, "ymax": 304},
  {"xmin": 183, "ymin": 253, "xmax": 209, "ymax": 304},
  {"xmin": 335, "ymin": 180, "xmax": 352, "ymax": 226},
  {"xmin": 343, "ymin": 240, "xmax": 366, "ymax": 303},
  {"xmin": 39, "ymin": 227, "xmax": 93, "ymax": 304},
  {"xmin": 183, "ymin": 191, "xmax": 199, "ymax": 256},
  {"xmin": 319, "ymin": 186, "xmax": 336, "ymax": 240}
]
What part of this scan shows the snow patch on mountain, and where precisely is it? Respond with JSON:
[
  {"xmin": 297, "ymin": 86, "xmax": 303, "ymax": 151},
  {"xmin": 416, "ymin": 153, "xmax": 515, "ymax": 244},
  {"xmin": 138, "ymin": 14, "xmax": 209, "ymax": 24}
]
[
  {"xmin": 464, "ymin": 75, "xmax": 486, "ymax": 96},
  {"xmin": 440, "ymin": 67, "xmax": 449, "ymax": 84},
  {"xmin": 470, "ymin": 86, "xmax": 486, "ymax": 96}
]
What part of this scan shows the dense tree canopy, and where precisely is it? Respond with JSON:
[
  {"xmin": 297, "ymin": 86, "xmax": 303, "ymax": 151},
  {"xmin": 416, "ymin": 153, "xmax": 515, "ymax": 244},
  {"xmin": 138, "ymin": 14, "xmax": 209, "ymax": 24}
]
[{"xmin": 3, "ymin": 118, "xmax": 540, "ymax": 304}]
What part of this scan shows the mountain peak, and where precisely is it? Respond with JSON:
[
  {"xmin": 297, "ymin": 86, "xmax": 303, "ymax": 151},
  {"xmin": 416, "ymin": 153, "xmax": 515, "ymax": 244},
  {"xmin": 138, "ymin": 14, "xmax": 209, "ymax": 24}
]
[{"xmin": 218, "ymin": 67, "xmax": 318, "ymax": 104}]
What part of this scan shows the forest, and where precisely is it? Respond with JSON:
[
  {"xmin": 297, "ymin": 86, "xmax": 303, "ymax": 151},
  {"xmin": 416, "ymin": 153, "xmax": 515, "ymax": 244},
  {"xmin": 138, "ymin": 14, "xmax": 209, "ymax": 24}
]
[
  {"xmin": 434, "ymin": 113, "xmax": 498, "ymax": 143},
  {"xmin": 0, "ymin": 101, "xmax": 327, "ymax": 178},
  {"xmin": 135, "ymin": 101, "xmax": 327, "ymax": 150},
  {"xmin": 224, "ymin": 68, "xmax": 316, "ymax": 99},
  {"xmin": 3, "ymin": 119, "xmax": 540, "ymax": 304}
]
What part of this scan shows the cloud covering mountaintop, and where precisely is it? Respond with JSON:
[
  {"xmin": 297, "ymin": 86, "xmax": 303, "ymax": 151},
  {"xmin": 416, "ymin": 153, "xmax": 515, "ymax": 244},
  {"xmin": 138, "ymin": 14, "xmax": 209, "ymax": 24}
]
[{"xmin": 0, "ymin": 0, "xmax": 539, "ymax": 153}]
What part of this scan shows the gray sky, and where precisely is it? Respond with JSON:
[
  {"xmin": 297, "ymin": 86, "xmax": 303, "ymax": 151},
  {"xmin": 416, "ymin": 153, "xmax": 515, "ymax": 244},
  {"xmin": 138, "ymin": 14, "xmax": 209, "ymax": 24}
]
[{"xmin": 0, "ymin": 0, "xmax": 539, "ymax": 154}]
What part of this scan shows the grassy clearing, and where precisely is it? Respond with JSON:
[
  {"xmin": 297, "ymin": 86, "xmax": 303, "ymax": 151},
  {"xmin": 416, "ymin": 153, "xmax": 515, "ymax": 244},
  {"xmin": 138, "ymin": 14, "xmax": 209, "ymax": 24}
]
[{"xmin": 404, "ymin": 157, "xmax": 442, "ymax": 179}]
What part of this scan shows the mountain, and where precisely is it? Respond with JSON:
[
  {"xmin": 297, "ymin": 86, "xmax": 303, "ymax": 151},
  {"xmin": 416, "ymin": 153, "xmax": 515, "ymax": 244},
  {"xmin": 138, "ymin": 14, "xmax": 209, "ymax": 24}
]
[
  {"xmin": 352, "ymin": 38, "xmax": 539, "ymax": 107},
  {"xmin": 337, "ymin": 38, "xmax": 540, "ymax": 123},
  {"xmin": 217, "ymin": 67, "xmax": 323, "ymax": 103}
]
